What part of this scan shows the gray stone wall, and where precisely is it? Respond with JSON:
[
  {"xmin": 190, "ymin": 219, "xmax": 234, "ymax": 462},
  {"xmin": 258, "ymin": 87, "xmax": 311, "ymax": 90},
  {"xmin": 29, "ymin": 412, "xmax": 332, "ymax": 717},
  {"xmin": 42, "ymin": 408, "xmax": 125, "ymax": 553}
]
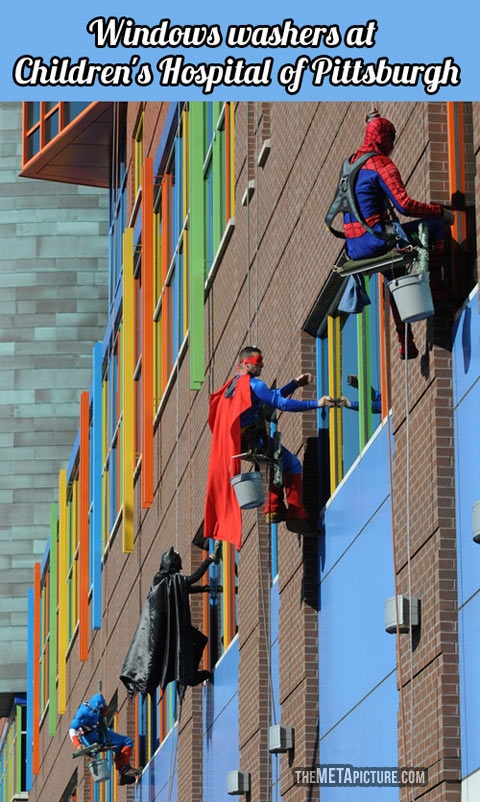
[{"xmin": 0, "ymin": 102, "xmax": 109, "ymax": 705}]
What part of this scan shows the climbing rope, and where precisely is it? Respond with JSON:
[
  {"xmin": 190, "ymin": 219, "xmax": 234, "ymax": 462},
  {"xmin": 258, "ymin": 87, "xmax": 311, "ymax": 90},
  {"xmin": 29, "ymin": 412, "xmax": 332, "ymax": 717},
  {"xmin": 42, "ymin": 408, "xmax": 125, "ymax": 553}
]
[
  {"xmin": 383, "ymin": 278, "xmax": 411, "ymax": 796},
  {"xmin": 403, "ymin": 327, "xmax": 416, "ymax": 802}
]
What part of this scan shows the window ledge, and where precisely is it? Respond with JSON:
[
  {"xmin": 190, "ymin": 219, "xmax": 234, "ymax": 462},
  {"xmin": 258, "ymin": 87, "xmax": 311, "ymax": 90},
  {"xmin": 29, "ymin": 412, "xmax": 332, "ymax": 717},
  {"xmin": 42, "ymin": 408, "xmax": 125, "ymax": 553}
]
[{"xmin": 205, "ymin": 217, "xmax": 236, "ymax": 294}]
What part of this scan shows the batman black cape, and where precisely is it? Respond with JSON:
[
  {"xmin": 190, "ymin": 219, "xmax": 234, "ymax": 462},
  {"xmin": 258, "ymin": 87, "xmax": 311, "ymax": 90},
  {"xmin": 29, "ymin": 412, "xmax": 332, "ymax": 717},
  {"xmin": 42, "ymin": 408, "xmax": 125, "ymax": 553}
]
[{"xmin": 120, "ymin": 548, "xmax": 213, "ymax": 699}]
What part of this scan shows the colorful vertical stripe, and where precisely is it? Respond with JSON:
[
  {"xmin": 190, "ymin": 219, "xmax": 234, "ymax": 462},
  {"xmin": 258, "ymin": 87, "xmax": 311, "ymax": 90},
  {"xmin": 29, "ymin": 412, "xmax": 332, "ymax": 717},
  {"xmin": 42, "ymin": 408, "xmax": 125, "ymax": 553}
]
[
  {"xmin": 122, "ymin": 228, "xmax": 135, "ymax": 552},
  {"xmin": 142, "ymin": 157, "xmax": 154, "ymax": 508},
  {"xmin": 188, "ymin": 102, "xmax": 206, "ymax": 390},
  {"xmin": 92, "ymin": 342, "xmax": 103, "ymax": 628},
  {"xmin": 327, "ymin": 315, "xmax": 343, "ymax": 491},
  {"xmin": 32, "ymin": 563, "xmax": 41, "ymax": 775},
  {"xmin": 57, "ymin": 469, "xmax": 68, "ymax": 714},
  {"xmin": 446, "ymin": 102, "xmax": 465, "ymax": 298},
  {"xmin": 48, "ymin": 503, "xmax": 58, "ymax": 735},
  {"xmin": 79, "ymin": 391, "xmax": 90, "ymax": 661},
  {"xmin": 378, "ymin": 275, "xmax": 390, "ymax": 419},
  {"xmin": 223, "ymin": 543, "xmax": 237, "ymax": 647},
  {"xmin": 26, "ymin": 589, "xmax": 33, "ymax": 789},
  {"xmin": 357, "ymin": 290, "xmax": 373, "ymax": 450}
]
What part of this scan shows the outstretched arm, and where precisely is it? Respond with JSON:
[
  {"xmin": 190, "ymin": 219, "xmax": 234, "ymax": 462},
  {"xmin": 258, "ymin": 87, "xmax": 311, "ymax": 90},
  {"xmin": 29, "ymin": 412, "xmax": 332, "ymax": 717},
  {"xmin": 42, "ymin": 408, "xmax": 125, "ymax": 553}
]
[
  {"xmin": 251, "ymin": 377, "xmax": 330, "ymax": 412},
  {"xmin": 186, "ymin": 542, "xmax": 222, "ymax": 588},
  {"xmin": 376, "ymin": 158, "xmax": 443, "ymax": 219}
]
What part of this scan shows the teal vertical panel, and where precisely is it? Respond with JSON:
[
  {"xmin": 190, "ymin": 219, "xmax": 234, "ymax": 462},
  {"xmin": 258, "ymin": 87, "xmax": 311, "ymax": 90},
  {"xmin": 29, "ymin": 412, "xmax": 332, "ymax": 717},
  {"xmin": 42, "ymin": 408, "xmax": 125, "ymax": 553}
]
[
  {"xmin": 92, "ymin": 342, "xmax": 103, "ymax": 630},
  {"xmin": 188, "ymin": 102, "xmax": 205, "ymax": 390}
]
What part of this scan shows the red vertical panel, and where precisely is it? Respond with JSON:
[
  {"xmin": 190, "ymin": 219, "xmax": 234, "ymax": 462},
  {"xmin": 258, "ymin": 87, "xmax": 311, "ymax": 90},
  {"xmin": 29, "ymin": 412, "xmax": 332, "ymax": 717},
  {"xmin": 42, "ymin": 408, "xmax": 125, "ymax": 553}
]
[
  {"xmin": 79, "ymin": 391, "xmax": 90, "ymax": 661},
  {"xmin": 142, "ymin": 157, "xmax": 154, "ymax": 507},
  {"xmin": 32, "ymin": 562, "xmax": 41, "ymax": 775}
]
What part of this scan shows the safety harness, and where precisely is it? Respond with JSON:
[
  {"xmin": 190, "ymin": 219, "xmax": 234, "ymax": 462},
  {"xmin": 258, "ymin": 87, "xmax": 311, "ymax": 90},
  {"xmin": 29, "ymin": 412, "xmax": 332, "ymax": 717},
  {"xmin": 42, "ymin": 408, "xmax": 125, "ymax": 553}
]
[{"xmin": 325, "ymin": 151, "xmax": 412, "ymax": 248}]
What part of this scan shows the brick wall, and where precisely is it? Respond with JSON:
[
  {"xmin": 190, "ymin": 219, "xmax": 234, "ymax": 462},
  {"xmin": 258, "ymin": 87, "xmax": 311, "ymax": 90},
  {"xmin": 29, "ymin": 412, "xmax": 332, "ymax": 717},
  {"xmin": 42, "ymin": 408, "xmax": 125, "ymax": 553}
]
[{"xmin": 27, "ymin": 101, "xmax": 477, "ymax": 802}]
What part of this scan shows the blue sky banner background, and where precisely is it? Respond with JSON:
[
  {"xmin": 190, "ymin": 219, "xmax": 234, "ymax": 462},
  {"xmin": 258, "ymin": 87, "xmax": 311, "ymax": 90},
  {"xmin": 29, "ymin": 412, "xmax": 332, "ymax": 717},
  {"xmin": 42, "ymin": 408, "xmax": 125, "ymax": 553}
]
[{"xmin": 0, "ymin": 0, "xmax": 475, "ymax": 101}]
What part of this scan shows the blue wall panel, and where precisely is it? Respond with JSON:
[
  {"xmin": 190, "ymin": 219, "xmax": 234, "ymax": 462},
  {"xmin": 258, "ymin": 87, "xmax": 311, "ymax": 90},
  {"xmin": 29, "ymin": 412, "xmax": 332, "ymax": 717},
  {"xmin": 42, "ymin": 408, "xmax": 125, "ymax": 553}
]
[
  {"xmin": 454, "ymin": 288, "xmax": 480, "ymax": 782},
  {"xmin": 454, "ymin": 375, "xmax": 480, "ymax": 607},
  {"xmin": 319, "ymin": 498, "xmax": 396, "ymax": 735},
  {"xmin": 458, "ymin": 592, "xmax": 480, "ymax": 778},
  {"xmin": 203, "ymin": 641, "xmax": 239, "ymax": 802},
  {"xmin": 135, "ymin": 728, "xmax": 177, "ymax": 802},
  {"xmin": 321, "ymin": 426, "xmax": 391, "ymax": 576},
  {"xmin": 453, "ymin": 289, "xmax": 480, "ymax": 405},
  {"xmin": 319, "ymin": 673, "xmax": 399, "ymax": 802},
  {"xmin": 319, "ymin": 423, "xmax": 397, "ymax": 789}
]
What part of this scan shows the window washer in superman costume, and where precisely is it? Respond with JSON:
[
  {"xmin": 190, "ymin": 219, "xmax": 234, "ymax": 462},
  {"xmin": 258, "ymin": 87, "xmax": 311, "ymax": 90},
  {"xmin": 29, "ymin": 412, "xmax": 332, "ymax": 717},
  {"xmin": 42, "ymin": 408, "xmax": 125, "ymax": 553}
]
[
  {"xmin": 204, "ymin": 346, "xmax": 334, "ymax": 546},
  {"xmin": 69, "ymin": 693, "xmax": 141, "ymax": 785},
  {"xmin": 340, "ymin": 109, "xmax": 455, "ymax": 359}
]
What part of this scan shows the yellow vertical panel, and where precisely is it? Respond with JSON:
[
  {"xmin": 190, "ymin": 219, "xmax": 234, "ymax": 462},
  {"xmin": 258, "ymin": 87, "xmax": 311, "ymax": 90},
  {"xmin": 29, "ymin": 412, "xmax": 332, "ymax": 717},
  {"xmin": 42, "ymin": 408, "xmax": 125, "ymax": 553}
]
[
  {"xmin": 57, "ymin": 469, "xmax": 68, "ymax": 713},
  {"xmin": 327, "ymin": 315, "xmax": 343, "ymax": 492},
  {"xmin": 122, "ymin": 228, "xmax": 135, "ymax": 552},
  {"xmin": 222, "ymin": 543, "xmax": 236, "ymax": 647}
]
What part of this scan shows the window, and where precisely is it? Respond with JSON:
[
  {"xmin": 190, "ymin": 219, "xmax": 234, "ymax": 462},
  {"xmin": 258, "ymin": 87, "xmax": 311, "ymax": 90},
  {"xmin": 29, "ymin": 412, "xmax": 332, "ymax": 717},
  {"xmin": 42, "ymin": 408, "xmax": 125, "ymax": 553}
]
[
  {"xmin": 108, "ymin": 119, "xmax": 127, "ymax": 307},
  {"xmin": 202, "ymin": 103, "xmax": 230, "ymax": 281},
  {"xmin": 136, "ymin": 685, "xmax": 177, "ymax": 767},
  {"xmin": 102, "ymin": 334, "xmax": 122, "ymax": 539},
  {"xmin": 40, "ymin": 571, "xmax": 50, "ymax": 715},
  {"xmin": 133, "ymin": 111, "xmax": 144, "ymax": 197},
  {"xmin": 204, "ymin": 541, "xmax": 238, "ymax": 667},
  {"xmin": 66, "ymin": 477, "xmax": 79, "ymax": 643},
  {"xmin": 0, "ymin": 704, "xmax": 27, "ymax": 799},
  {"xmin": 314, "ymin": 273, "xmax": 388, "ymax": 495},
  {"xmin": 23, "ymin": 102, "xmax": 89, "ymax": 162},
  {"xmin": 154, "ymin": 117, "xmax": 188, "ymax": 402}
]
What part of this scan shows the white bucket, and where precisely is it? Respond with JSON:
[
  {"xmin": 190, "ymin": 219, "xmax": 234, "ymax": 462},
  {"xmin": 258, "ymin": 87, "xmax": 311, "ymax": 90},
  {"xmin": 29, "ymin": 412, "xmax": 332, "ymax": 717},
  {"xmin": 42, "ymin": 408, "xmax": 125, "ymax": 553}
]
[
  {"xmin": 88, "ymin": 758, "xmax": 111, "ymax": 783},
  {"xmin": 230, "ymin": 472, "xmax": 264, "ymax": 509},
  {"xmin": 388, "ymin": 271, "xmax": 434, "ymax": 323}
]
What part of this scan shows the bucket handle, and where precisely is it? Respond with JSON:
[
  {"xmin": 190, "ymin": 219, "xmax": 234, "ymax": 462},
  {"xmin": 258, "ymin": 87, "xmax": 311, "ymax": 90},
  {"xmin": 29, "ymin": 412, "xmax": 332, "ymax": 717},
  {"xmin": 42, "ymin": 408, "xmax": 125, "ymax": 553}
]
[{"xmin": 231, "ymin": 454, "xmax": 261, "ymax": 472}]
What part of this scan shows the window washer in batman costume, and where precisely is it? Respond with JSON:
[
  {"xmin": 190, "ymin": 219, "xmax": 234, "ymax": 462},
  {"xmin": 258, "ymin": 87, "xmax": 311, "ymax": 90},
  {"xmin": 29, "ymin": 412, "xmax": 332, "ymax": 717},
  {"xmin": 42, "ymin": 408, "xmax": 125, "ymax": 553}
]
[
  {"xmin": 338, "ymin": 109, "xmax": 455, "ymax": 359},
  {"xmin": 204, "ymin": 346, "xmax": 334, "ymax": 547},
  {"xmin": 120, "ymin": 543, "xmax": 221, "ymax": 701},
  {"xmin": 69, "ymin": 693, "xmax": 141, "ymax": 785}
]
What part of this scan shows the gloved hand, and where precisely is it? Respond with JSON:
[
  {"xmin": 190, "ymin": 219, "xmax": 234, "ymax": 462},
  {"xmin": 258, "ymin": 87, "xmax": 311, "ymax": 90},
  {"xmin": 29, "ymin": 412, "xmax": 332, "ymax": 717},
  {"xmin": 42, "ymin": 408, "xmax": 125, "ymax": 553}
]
[
  {"xmin": 295, "ymin": 373, "xmax": 311, "ymax": 387},
  {"xmin": 210, "ymin": 541, "xmax": 222, "ymax": 565},
  {"xmin": 441, "ymin": 206, "xmax": 455, "ymax": 225}
]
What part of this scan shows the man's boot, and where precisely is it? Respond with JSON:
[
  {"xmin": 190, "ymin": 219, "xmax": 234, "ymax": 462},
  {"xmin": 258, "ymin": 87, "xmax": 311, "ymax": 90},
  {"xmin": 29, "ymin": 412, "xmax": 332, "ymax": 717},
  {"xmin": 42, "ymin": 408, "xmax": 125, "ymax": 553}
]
[
  {"xmin": 188, "ymin": 669, "xmax": 212, "ymax": 686},
  {"xmin": 119, "ymin": 766, "xmax": 141, "ymax": 785},
  {"xmin": 264, "ymin": 480, "xmax": 287, "ymax": 525},
  {"xmin": 283, "ymin": 473, "xmax": 318, "ymax": 536}
]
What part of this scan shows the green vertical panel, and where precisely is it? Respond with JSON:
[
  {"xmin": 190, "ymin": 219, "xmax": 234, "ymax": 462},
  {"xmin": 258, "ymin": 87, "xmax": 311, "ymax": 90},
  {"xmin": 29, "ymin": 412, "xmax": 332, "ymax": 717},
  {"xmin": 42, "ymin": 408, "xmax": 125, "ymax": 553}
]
[
  {"xmin": 15, "ymin": 705, "xmax": 21, "ymax": 793},
  {"xmin": 48, "ymin": 503, "xmax": 58, "ymax": 736},
  {"xmin": 189, "ymin": 102, "xmax": 206, "ymax": 390},
  {"xmin": 356, "ymin": 280, "xmax": 373, "ymax": 450},
  {"xmin": 212, "ymin": 103, "xmax": 222, "ymax": 251}
]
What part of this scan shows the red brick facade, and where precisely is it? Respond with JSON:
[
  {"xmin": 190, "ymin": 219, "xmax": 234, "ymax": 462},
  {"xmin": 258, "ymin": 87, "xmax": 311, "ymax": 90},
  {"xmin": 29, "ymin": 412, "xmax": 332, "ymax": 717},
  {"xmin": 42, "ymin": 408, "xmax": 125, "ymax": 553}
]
[{"xmin": 27, "ymin": 101, "xmax": 478, "ymax": 802}]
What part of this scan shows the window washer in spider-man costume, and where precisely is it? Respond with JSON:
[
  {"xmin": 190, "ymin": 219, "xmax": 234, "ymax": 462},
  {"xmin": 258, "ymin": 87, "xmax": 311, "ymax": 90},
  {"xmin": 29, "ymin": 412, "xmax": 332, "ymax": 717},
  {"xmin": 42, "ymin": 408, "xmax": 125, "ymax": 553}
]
[
  {"xmin": 69, "ymin": 693, "xmax": 141, "ymax": 786},
  {"xmin": 342, "ymin": 109, "xmax": 455, "ymax": 359},
  {"xmin": 204, "ymin": 346, "xmax": 334, "ymax": 545}
]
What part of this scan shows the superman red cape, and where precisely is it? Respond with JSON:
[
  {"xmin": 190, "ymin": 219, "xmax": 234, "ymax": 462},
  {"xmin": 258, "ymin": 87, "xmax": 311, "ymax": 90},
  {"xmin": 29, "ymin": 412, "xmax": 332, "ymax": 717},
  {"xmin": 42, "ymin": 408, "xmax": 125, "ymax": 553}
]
[{"xmin": 203, "ymin": 373, "xmax": 252, "ymax": 549}]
